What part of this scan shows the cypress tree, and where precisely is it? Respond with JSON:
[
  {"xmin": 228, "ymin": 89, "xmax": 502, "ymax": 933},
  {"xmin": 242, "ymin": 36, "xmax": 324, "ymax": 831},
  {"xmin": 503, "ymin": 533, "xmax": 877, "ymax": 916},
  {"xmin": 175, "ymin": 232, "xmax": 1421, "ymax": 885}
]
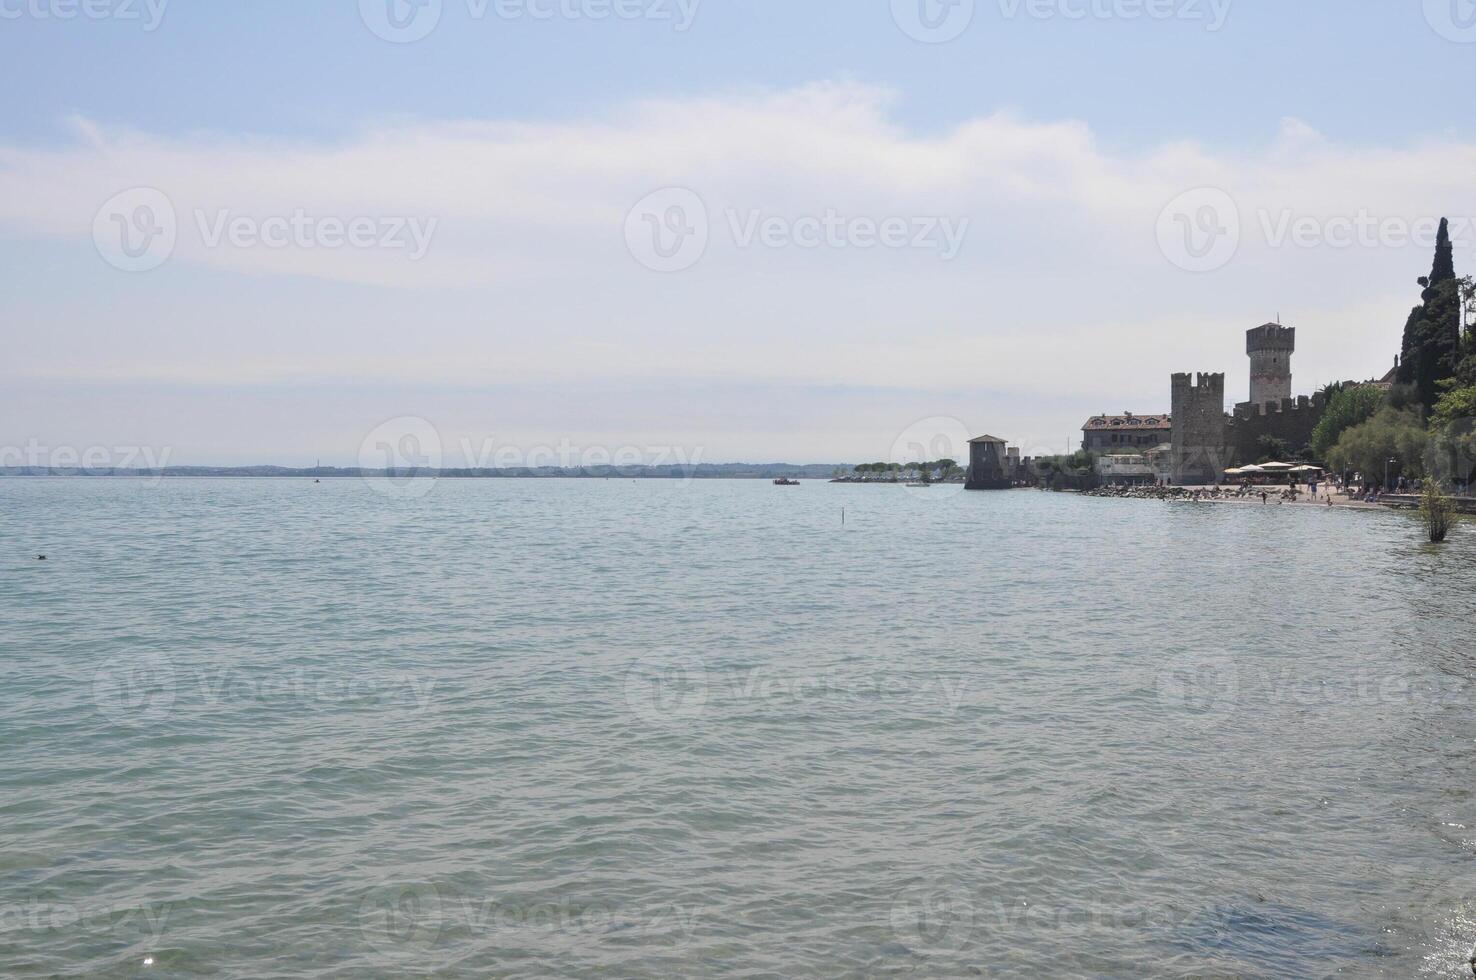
[
  {"xmin": 1396, "ymin": 218, "xmax": 1462, "ymax": 413},
  {"xmin": 1432, "ymin": 216, "xmax": 1456, "ymax": 284},
  {"xmin": 1397, "ymin": 304, "xmax": 1420, "ymax": 385}
]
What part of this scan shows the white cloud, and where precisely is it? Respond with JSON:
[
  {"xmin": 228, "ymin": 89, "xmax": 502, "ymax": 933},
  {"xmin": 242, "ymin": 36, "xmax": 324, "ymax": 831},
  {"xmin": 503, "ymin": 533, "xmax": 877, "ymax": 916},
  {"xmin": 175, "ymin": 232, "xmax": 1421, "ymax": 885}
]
[{"xmin": 1, "ymin": 82, "xmax": 1471, "ymax": 458}]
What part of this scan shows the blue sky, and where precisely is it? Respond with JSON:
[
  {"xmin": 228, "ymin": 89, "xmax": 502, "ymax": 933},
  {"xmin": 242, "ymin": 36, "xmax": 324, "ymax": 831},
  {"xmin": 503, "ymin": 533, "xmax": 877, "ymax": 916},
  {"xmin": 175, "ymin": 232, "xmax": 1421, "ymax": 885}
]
[
  {"xmin": 4, "ymin": 1, "xmax": 1476, "ymax": 465},
  {"xmin": 6, "ymin": 2, "xmax": 1469, "ymax": 146}
]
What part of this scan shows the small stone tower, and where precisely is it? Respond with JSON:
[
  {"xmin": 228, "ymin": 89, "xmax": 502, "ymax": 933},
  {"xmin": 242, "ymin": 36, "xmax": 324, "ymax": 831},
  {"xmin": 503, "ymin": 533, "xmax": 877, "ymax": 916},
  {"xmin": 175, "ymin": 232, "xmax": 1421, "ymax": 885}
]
[
  {"xmin": 1170, "ymin": 372, "xmax": 1227, "ymax": 485},
  {"xmin": 1247, "ymin": 323, "xmax": 1294, "ymax": 407}
]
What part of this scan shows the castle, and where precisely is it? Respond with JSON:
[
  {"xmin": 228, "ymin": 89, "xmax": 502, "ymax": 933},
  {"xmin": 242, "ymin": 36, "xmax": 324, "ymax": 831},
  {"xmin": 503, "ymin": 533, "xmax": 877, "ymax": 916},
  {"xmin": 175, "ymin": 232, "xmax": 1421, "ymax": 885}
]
[
  {"xmin": 1078, "ymin": 323, "xmax": 1340, "ymax": 486},
  {"xmin": 966, "ymin": 319, "xmax": 1376, "ymax": 491},
  {"xmin": 1168, "ymin": 324, "xmax": 1338, "ymax": 484}
]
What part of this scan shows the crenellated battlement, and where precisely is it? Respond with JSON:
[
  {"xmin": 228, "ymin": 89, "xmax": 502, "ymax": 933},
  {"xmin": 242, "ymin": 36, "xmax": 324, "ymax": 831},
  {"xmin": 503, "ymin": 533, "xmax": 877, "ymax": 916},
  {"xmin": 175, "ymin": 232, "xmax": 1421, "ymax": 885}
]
[
  {"xmin": 1246, "ymin": 323, "xmax": 1295, "ymax": 354},
  {"xmin": 1172, "ymin": 372, "xmax": 1225, "ymax": 393},
  {"xmin": 1231, "ymin": 391, "xmax": 1325, "ymax": 421}
]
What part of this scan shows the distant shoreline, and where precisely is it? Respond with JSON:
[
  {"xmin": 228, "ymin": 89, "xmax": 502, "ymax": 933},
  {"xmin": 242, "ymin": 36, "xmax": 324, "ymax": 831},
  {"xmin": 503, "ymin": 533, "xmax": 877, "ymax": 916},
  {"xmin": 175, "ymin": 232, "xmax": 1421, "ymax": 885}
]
[{"xmin": 0, "ymin": 466, "xmax": 848, "ymax": 480}]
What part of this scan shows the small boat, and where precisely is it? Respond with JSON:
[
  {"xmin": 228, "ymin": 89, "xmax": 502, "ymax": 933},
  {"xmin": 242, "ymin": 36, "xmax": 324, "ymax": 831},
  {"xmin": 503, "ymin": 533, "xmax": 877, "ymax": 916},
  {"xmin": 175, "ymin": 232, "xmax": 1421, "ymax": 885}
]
[
  {"xmin": 905, "ymin": 482, "xmax": 931, "ymax": 488},
  {"xmin": 773, "ymin": 478, "xmax": 800, "ymax": 486}
]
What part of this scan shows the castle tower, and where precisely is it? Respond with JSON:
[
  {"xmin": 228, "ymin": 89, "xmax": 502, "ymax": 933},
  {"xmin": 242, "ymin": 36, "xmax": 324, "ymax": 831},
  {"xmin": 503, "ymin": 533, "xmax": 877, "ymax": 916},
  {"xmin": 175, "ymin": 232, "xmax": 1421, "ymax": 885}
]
[
  {"xmin": 1247, "ymin": 323, "xmax": 1294, "ymax": 407},
  {"xmin": 1170, "ymin": 372, "xmax": 1227, "ymax": 485}
]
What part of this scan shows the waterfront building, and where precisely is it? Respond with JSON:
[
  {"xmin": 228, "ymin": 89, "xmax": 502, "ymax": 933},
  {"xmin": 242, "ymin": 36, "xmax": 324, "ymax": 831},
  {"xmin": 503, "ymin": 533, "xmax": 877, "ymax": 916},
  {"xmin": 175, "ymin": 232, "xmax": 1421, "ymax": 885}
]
[
  {"xmin": 1096, "ymin": 445, "xmax": 1172, "ymax": 486},
  {"xmin": 965, "ymin": 435, "xmax": 1012, "ymax": 490},
  {"xmin": 1081, "ymin": 413, "xmax": 1172, "ymax": 454}
]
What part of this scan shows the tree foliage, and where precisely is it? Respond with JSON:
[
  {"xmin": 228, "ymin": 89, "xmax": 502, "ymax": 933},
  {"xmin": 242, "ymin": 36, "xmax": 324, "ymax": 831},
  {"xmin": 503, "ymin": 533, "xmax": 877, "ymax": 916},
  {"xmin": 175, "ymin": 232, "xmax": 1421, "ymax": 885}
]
[
  {"xmin": 1431, "ymin": 383, "xmax": 1476, "ymax": 485},
  {"xmin": 1325, "ymin": 405, "xmax": 1429, "ymax": 483},
  {"xmin": 1420, "ymin": 480, "xmax": 1456, "ymax": 543},
  {"xmin": 1397, "ymin": 218, "xmax": 1463, "ymax": 415},
  {"xmin": 1255, "ymin": 435, "xmax": 1290, "ymax": 464},
  {"xmin": 1309, "ymin": 384, "xmax": 1385, "ymax": 461}
]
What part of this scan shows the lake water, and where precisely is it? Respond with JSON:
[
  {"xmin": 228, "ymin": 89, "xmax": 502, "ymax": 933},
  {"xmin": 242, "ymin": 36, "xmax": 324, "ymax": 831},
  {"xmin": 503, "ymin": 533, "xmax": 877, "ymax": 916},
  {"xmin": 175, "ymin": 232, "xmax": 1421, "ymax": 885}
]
[{"xmin": 4, "ymin": 477, "xmax": 1476, "ymax": 977}]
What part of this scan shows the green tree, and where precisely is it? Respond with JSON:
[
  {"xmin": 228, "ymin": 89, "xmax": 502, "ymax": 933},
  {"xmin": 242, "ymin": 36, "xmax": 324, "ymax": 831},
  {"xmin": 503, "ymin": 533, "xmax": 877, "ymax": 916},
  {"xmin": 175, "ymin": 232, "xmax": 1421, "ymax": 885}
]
[
  {"xmin": 1309, "ymin": 384, "xmax": 1385, "ymax": 461},
  {"xmin": 1255, "ymin": 435, "xmax": 1290, "ymax": 464},
  {"xmin": 1431, "ymin": 383, "xmax": 1476, "ymax": 485},
  {"xmin": 1397, "ymin": 218, "xmax": 1462, "ymax": 415},
  {"xmin": 1325, "ymin": 405, "xmax": 1430, "ymax": 484}
]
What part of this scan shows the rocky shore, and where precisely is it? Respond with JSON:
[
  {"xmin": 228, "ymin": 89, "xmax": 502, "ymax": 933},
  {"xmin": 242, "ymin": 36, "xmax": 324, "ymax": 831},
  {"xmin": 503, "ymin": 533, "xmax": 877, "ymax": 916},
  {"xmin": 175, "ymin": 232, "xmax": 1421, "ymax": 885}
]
[
  {"xmin": 1084, "ymin": 485, "xmax": 1197, "ymax": 501},
  {"xmin": 1083, "ymin": 483, "xmax": 1405, "ymax": 511}
]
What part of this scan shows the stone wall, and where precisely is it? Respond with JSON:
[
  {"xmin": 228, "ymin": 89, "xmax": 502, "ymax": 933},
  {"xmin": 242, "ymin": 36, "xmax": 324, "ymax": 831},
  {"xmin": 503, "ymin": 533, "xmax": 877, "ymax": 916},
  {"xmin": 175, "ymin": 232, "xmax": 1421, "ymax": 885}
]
[
  {"xmin": 1227, "ymin": 392, "xmax": 1326, "ymax": 462},
  {"xmin": 1170, "ymin": 372, "xmax": 1228, "ymax": 484}
]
